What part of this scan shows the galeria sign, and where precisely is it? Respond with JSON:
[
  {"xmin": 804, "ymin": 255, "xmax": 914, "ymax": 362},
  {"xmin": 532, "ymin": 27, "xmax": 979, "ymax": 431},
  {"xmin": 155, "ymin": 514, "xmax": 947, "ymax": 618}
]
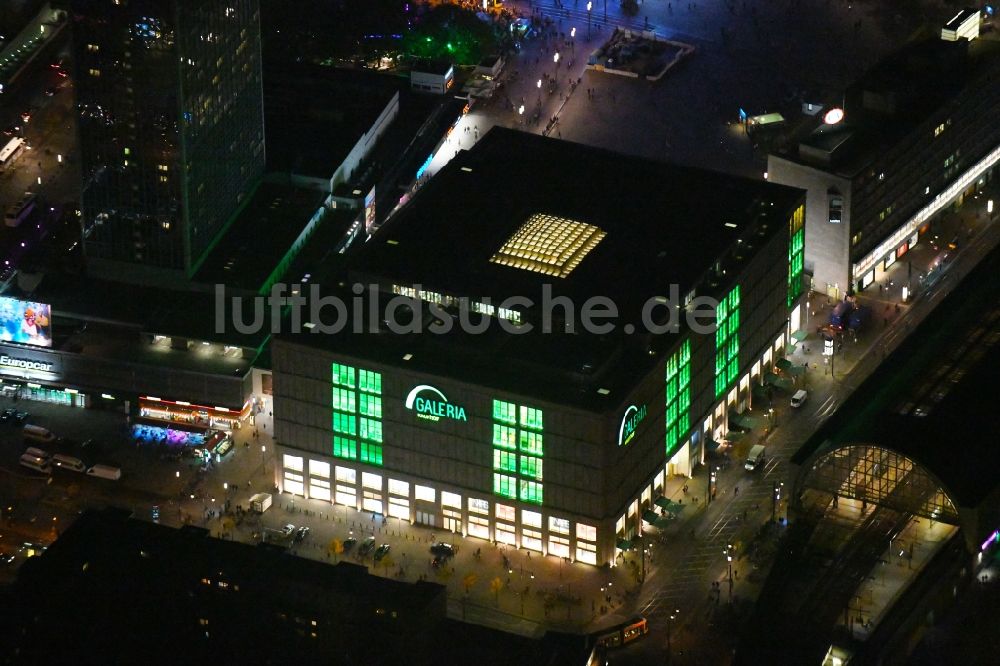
[
  {"xmin": 405, "ymin": 384, "xmax": 467, "ymax": 422},
  {"xmin": 618, "ymin": 404, "xmax": 647, "ymax": 446}
]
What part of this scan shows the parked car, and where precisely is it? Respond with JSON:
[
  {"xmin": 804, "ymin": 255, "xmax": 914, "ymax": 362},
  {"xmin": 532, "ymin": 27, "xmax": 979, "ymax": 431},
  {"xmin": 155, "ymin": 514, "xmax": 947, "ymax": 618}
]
[
  {"xmin": 0, "ymin": 409, "xmax": 15, "ymax": 423},
  {"xmin": 430, "ymin": 542, "xmax": 455, "ymax": 558},
  {"xmin": 374, "ymin": 544, "xmax": 391, "ymax": 561},
  {"xmin": 44, "ymin": 86, "xmax": 58, "ymax": 97},
  {"xmin": 294, "ymin": 526, "xmax": 311, "ymax": 543},
  {"xmin": 358, "ymin": 536, "xmax": 376, "ymax": 556},
  {"xmin": 14, "ymin": 411, "xmax": 30, "ymax": 424},
  {"xmin": 342, "ymin": 537, "xmax": 357, "ymax": 553},
  {"xmin": 280, "ymin": 523, "xmax": 296, "ymax": 538}
]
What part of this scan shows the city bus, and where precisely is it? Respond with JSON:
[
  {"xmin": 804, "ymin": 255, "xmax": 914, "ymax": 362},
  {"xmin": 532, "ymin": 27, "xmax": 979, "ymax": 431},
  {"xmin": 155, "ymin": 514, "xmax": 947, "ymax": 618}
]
[
  {"xmin": 5, "ymin": 191, "xmax": 37, "ymax": 227},
  {"xmin": 0, "ymin": 137, "xmax": 24, "ymax": 171},
  {"xmin": 593, "ymin": 616, "xmax": 649, "ymax": 650}
]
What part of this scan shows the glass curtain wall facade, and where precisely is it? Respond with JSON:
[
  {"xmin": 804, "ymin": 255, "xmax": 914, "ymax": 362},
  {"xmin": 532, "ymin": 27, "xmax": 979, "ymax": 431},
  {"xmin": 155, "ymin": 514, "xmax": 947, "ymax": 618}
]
[
  {"xmin": 787, "ymin": 205, "xmax": 805, "ymax": 308},
  {"xmin": 72, "ymin": 0, "xmax": 264, "ymax": 276},
  {"xmin": 331, "ymin": 363, "xmax": 384, "ymax": 466}
]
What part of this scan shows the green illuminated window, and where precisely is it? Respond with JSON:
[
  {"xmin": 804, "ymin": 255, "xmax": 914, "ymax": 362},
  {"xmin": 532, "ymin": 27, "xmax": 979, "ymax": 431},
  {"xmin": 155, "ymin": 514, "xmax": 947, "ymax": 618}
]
[
  {"xmin": 493, "ymin": 400, "xmax": 516, "ymax": 424},
  {"xmin": 518, "ymin": 480, "xmax": 543, "ymax": 505},
  {"xmin": 359, "ymin": 393, "xmax": 382, "ymax": 418},
  {"xmin": 493, "ymin": 424, "xmax": 517, "ymax": 449},
  {"xmin": 518, "ymin": 430, "xmax": 544, "ymax": 455},
  {"xmin": 493, "ymin": 473, "xmax": 516, "ymax": 499},
  {"xmin": 665, "ymin": 339, "xmax": 692, "ymax": 459},
  {"xmin": 519, "ymin": 406, "xmax": 543, "ymax": 430},
  {"xmin": 494, "ymin": 450, "xmax": 517, "ymax": 472},
  {"xmin": 492, "ymin": 399, "xmax": 544, "ymax": 504},
  {"xmin": 360, "ymin": 417, "xmax": 382, "ymax": 443},
  {"xmin": 359, "ymin": 369, "xmax": 381, "ymax": 394},
  {"xmin": 360, "ymin": 441, "xmax": 382, "ymax": 465},
  {"xmin": 714, "ymin": 286, "xmax": 740, "ymax": 398},
  {"xmin": 332, "ymin": 411, "xmax": 356, "ymax": 436},
  {"xmin": 331, "ymin": 363, "xmax": 383, "ymax": 466},
  {"xmin": 787, "ymin": 205, "xmax": 805, "ymax": 308},
  {"xmin": 519, "ymin": 455, "xmax": 543, "ymax": 480},
  {"xmin": 332, "ymin": 387, "xmax": 355, "ymax": 412},
  {"xmin": 333, "ymin": 436, "xmax": 357, "ymax": 460},
  {"xmin": 332, "ymin": 363, "xmax": 355, "ymax": 388}
]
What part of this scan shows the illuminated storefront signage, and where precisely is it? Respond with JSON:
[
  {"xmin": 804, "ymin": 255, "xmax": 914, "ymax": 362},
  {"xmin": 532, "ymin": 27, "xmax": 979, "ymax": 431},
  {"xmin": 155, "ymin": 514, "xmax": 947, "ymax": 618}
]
[
  {"xmin": 405, "ymin": 385, "xmax": 467, "ymax": 422},
  {"xmin": 618, "ymin": 404, "xmax": 648, "ymax": 446},
  {"xmin": 0, "ymin": 354, "xmax": 54, "ymax": 372}
]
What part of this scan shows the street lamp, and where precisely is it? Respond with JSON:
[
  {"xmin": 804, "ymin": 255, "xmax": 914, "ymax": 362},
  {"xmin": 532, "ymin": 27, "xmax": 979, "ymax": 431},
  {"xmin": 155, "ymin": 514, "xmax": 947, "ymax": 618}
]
[{"xmin": 772, "ymin": 481, "xmax": 783, "ymax": 522}]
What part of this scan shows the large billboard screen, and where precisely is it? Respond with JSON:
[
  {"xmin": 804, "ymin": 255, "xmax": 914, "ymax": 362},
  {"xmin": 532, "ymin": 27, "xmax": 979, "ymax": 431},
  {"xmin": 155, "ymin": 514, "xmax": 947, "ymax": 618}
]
[{"xmin": 0, "ymin": 296, "xmax": 52, "ymax": 347}]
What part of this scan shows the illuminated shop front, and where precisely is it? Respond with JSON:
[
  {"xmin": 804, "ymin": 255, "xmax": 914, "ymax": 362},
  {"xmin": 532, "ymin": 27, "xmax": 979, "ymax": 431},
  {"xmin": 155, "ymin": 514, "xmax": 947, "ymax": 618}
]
[
  {"xmin": 0, "ymin": 378, "xmax": 89, "ymax": 408},
  {"xmin": 138, "ymin": 396, "xmax": 250, "ymax": 431}
]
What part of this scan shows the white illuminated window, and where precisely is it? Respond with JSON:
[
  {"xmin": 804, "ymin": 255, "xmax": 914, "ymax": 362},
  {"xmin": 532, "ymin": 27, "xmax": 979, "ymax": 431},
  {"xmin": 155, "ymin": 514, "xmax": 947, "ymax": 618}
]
[
  {"xmin": 388, "ymin": 479, "xmax": 409, "ymax": 496},
  {"xmin": 309, "ymin": 460, "xmax": 330, "ymax": 478},
  {"xmin": 335, "ymin": 466, "xmax": 356, "ymax": 484},
  {"xmin": 576, "ymin": 542, "xmax": 597, "ymax": 565},
  {"xmin": 549, "ymin": 517, "xmax": 570, "ymax": 535},
  {"xmin": 282, "ymin": 454, "xmax": 303, "ymax": 472},
  {"xmin": 362, "ymin": 472, "xmax": 382, "ymax": 490},
  {"xmin": 415, "ymin": 485, "xmax": 435, "ymax": 502},
  {"xmin": 521, "ymin": 509, "xmax": 542, "ymax": 528},
  {"xmin": 441, "ymin": 491, "xmax": 462, "ymax": 508},
  {"xmin": 469, "ymin": 498, "xmax": 489, "ymax": 515},
  {"xmin": 577, "ymin": 524, "xmax": 597, "ymax": 542},
  {"xmin": 496, "ymin": 503, "xmax": 515, "ymax": 522}
]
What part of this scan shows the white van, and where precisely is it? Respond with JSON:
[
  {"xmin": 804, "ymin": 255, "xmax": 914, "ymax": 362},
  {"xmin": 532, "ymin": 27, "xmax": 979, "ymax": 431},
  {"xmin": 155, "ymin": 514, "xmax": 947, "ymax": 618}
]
[
  {"xmin": 19, "ymin": 453, "xmax": 51, "ymax": 474},
  {"xmin": 24, "ymin": 446, "xmax": 51, "ymax": 460},
  {"xmin": 52, "ymin": 454, "xmax": 86, "ymax": 473},
  {"xmin": 745, "ymin": 444, "xmax": 766, "ymax": 472},
  {"xmin": 86, "ymin": 464, "xmax": 121, "ymax": 481},
  {"xmin": 23, "ymin": 424, "xmax": 57, "ymax": 444}
]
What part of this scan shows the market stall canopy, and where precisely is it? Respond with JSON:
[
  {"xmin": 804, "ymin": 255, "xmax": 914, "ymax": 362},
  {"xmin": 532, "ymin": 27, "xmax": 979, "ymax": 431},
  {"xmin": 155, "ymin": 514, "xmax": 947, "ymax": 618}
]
[
  {"xmin": 642, "ymin": 509, "xmax": 660, "ymax": 524},
  {"xmin": 616, "ymin": 537, "xmax": 633, "ymax": 550},
  {"xmin": 776, "ymin": 358, "xmax": 794, "ymax": 372},
  {"xmin": 654, "ymin": 496, "xmax": 672, "ymax": 510},
  {"xmin": 791, "ymin": 330, "xmax": 809, "ymax": 342}
]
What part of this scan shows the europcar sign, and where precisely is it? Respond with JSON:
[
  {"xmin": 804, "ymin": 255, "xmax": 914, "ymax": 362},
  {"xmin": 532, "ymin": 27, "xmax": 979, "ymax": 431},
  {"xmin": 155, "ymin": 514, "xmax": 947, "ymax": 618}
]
[
  {"xmin": 405, "ymin": 385, "xmax": 467, "ymax": 422},
  {"xmin": 618, "ymin": 404, "xmax": 648, "ymax": 446}
]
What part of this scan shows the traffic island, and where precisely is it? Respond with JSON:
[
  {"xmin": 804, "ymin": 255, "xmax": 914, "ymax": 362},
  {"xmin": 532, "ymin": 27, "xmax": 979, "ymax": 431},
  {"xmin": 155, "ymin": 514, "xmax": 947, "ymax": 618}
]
[{"xmin": 586, "ymin": 28, "xmax": 695, "ymax": 81}]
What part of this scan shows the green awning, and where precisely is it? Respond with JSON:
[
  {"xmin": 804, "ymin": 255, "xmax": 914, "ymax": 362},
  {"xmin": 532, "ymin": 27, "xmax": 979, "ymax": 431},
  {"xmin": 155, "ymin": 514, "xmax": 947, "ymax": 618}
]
[
  {"xmin": 666, "ymin": 502, "xmax": 685, "ymax": 515},
  {"xmin": 791, "ymin": 330, "xmax": 809, "ymax": 342},
  {"xmin": 763, "ymin": 372, "xmax": 782, "ymax": 386},
  {"xmin": 616, "ymin": 537, "xmax": 633, "ymax": 550},
  {"xmin": 776, "ymin": 358, "xmax": 793, "ymax": 372},
  {"xmin": 642, "ymin": 509, "xmax": 660, "ymax": 524},
  {"xmin": 654, "ymin": 496, "xmax": 672, "ymax": 510}
]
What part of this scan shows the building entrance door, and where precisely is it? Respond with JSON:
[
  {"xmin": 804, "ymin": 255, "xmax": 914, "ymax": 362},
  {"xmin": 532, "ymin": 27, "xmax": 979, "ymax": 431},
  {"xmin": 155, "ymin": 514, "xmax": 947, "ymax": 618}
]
[
  {"xmin": 416, "ymin": 510, "xmax": 436, "ymax": 527},
  {"xmin": 443, "ymin": 516, "xmax": 462, "ymax": 533}
]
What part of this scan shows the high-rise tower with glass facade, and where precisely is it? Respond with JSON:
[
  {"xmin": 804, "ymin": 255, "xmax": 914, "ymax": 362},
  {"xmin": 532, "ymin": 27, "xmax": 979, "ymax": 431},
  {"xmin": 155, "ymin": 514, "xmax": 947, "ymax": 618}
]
[{"xmin": 72, "ymin": 0, "xmax": 265, "ymax": 283}]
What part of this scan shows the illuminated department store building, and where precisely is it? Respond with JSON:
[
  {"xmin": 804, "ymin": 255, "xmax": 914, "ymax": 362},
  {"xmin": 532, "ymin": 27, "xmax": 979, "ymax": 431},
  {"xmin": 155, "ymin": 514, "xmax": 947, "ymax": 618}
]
[{"xmin": 272, "ymin": 129, "xmax": 807, "ymax": 566}]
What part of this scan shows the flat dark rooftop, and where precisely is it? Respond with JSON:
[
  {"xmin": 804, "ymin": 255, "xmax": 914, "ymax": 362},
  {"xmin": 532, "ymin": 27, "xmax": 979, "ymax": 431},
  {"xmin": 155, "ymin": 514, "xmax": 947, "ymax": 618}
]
[
  {"xmin": 2, "ymin": 508, "xmax": 591, "ymax": 666},
  {"xmin": 263, "ymin": 63, "xmax": 401, "ymax": 179},
  {"xmin": 283, "ymin": 130, "xmax": 803, "ymax": 410},
  {"xmin": 352, "ymin": 126, "xmax": 803, "ymax": 318},
  {"xmin": 793, "ymin": 242, "xmax": 1000, "ymax": 509},
  {"xmin": 412, "ymin": 58, "xmax": 453, "ymax": 75},
  {"xmin": 780, "ymin": 33, "xmax": 1000, "ymax": 177},
  {"xmin": 26, "ymin": 271, "xmax": 269, "ymax": 352},
  {"xmin": 193, "ymin": 181, "xmax": 326, "ymax": 292}
]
